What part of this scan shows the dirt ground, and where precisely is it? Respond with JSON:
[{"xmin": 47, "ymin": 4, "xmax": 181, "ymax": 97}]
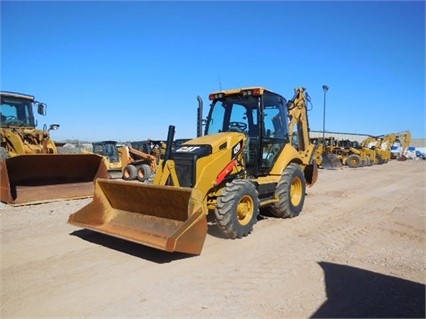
[{"xmin": 1, "ymin": 159, "xmax": 425, "ymax": 318}]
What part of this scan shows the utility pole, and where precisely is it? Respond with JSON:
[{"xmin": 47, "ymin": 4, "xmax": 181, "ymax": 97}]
[{"xmin": 322, "ymin": 85, "xmax": 329, "ymax": 146}]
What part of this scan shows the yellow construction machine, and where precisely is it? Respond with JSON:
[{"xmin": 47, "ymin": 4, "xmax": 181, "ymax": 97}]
[
  {"xmin": 0, "ymin": 91, "xmax": 108, "ymax": 205},
  {"xmin": 120, "ymin": 142, "xmax": 160, "ymax": 182},
  {"xmin": 338, "ymin": 138, "xmax": 376, "ymax": 168},
  {"xmin": 89, "ymin": 141, "xmax": 124, "ymax": 179},
  {"xmin": 364, "ymin": 138, "xmax": 383, "ymax": 165},
  {"xmin": 68, "ymin": 87, "xmax": 318, "ymax": 255},
  {"xmin": 351, "ymin": 131, "xmax": 410, "ymax": 166},
  {"xmin": 391, "ymin": 130, "xmax": 411, "ymax": 160},
  {"xmin": 338, "ymin": 130, "xmax": 411, "ymax": 168},
  {"xmin": 83, "ymin": 140, "xmax": 162, "ymax": 181},
  {"xmin": 375, "ymin": 130, "xmax": 411, "ymax": 162},
  {"xmin": 86, "ymin": 139, "xmax": 170, "ymax": 182},
  {"xmin": 310, "ymin": 136, "xmax": 342, "ymax": 169}
]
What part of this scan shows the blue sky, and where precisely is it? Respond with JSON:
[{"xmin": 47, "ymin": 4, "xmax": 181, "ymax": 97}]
[{"xmin": 1, "ymin": 1, "xmax": 425, "ymax": 141}]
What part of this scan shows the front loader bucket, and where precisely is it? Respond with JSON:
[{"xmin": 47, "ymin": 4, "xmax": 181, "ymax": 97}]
[
  {"xmin": 0, "ymin": 154, "xmax": 108, "ymax": 206},
  {"xmin": 322, "ymin": 154, "xmax": 343, "ymax": 170},
  {"xmin": 68, "ymin": 179, "xmax": 208, "ymax": 255}
]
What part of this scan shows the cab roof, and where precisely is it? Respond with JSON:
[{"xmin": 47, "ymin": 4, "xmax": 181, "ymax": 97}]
[
  {"xmin": 0, "ymin": 91, "xmax": 35, "ymax": 101},
  {"xmin": 209, "ymin": 86, "xmax": 283, "ymax": 97}
]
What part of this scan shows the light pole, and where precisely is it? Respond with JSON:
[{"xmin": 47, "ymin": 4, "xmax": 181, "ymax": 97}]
[{"xmin": 322, "ymin": 85, "xmax": 329, "ymax": 145}]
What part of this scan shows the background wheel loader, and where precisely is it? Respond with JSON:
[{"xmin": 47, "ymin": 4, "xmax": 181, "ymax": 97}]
[
  {"xmin": 310, "ymin": 136, "xmax": 342, "ymax": 169},
  {"xmin": 336, "ymin": 138, "xmax": 375, "ymax": 168},
  {"xmin": 68, "ymin": 86, "xmax": 318, "ymax": 255},
  {"xmin": 0, "ymin": 91, "xmax": 108, "ymax": 205}
]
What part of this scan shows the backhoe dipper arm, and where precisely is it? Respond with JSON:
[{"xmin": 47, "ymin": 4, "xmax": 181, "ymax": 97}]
[
  {"xmin": 287, "ymin": 87, "xmax": 311, "ymax": 152},
  {"xmin": 402, "ymin": 131, "xmax": 411, "ymax": 153}
]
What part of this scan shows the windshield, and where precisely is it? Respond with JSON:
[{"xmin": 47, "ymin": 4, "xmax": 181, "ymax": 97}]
[
  {"xmin": 206, "ymin": 95, "xmax": 260, "ymax": 137},
  {"xmin": 206, "ymin": 92, "xmax": 288, "ymax": 139},
  {"xmin": 263, "ymin": 92, "xmax": 288, "ymax": 139},
  {"xmin": 206, "ymin": 90, "xmax": 289, "ymax": 173},
  {"xmin": 0, "ymin": 96, "xmax": 36, "ymax": 127}
]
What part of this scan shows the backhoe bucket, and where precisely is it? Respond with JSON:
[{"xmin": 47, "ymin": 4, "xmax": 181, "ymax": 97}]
[
  {"xmin": 397, "ymin": 155, "xmax": 408, "ymax": 161},
  {"xmin": 68, "ymin": 179, "xmax": 208, "ymax": 255},
  {"xmin": 0, "ymin": 154, "xmax": 109, "ymax": 206},
  {"xmin": 322, "ymin": 154, "xmax": 343, "ymax": 170}
]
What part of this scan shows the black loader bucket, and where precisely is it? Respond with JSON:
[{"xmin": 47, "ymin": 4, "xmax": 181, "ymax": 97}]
[
  {"xmin": 0, "ymin": 154, "xmax": 109, "ymax": 206},
  {"xmin": 68, "ymin": 179, "xmax": 208, "ymax": 255},
  {"xmin": 322, "ymin": 154, "xmax": 343, "ymax": 170}
]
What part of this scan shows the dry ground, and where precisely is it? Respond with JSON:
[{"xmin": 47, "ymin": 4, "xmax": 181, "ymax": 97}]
[{"xmin": 1, "ymin": 159, "xmax": 425, "ymax": 318}]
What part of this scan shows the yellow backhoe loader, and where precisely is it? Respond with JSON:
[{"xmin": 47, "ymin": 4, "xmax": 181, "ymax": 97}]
[
  {"xmin": 338, "ymin": 130, "xmax": 411, "ymax": 168},
  {"xmin": 348, "ymin": 132, "xmax": 409, "ymax": 167},
  {"xmin": 0, "ymin": 91, "xmax": 108, "ymax": 205},
  {"xmin": 68, "ymin": 87, "xmax": 318, "ymax": 255},
  {"xmin": 375, "ymin": 130, "xmax": 411, "ymax": 162},
  {"xmin": 392, "ymin": 130, "xmax": 411, "ymax": 160}
]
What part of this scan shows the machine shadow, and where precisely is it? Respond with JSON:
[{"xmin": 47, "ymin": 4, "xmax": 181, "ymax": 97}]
[
  {"xmin": 70, "ymin": 212, "xmax": 271, "ymax": 259},
  {"xmin": 69, "ymin": 229, "xmax": 195, "ymax": 263},
  {"xmin": 311, "ymin": 261, "xmax": 425, "ymax": 318}
]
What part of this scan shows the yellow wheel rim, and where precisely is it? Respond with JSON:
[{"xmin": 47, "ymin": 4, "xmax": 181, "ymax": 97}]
[
  {"xmin": 237, "ymin": 195, "xmax": 254, "ymax": 226},
  {"xmin": 290, "ymin": 176, "xmax": 303, "ymax": 207}
]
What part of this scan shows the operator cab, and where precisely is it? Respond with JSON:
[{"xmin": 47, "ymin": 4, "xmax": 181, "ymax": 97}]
[
  {"xmin": 93, "ymin": 141, "xmax": 120, "ymax": 163},
  {"xmin": 0, "ymin": 92, "xmax": 38, "ymax": 128},
  {"xmin": 206, "ymin": 87, "xmax": 290, "ymax": 176}
]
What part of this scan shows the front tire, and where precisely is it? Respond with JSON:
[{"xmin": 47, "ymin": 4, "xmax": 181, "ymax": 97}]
[
  {"xmin": 137, "ymin": 164, "xmax": 152, "ymax": 182},
  {"xmin": 215, "ymin": 179, "xmax": 259, "ymax": 238},
  {"xmin": 347, "ymin": 154, "xmax": 362, "ymax": 168},
  {"xmin": 268, "ymin": 163, "xmax": 306, "ymax": 218},
  {"xmin": 375, "ymin": 154, "xmax": 383, "ymax": 165}
]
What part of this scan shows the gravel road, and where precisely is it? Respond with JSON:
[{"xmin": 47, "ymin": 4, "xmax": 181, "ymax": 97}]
[{"xmin": 1, "ymin": 159, "xmax": 425, "ymax": 318}]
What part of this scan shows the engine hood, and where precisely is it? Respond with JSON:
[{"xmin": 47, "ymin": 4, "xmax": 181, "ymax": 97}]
[{"xmin": 174, "ymin": 132, "xmax": 245, "ymax": 158}]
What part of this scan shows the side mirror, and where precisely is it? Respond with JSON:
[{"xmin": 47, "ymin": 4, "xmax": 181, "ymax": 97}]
[
  {"xmin": 49, "ymin": 124, "xmax": 60, "ymax": 131},
  {"xmin": 37, "ymin": 103, "xmax": 47, "ymax": 116}
]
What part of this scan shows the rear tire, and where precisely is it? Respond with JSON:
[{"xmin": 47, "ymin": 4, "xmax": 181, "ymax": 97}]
[
  {"xmin": 137, "ymin": 164, "xmax": 152, "ymax": 182},
  {"xmin": 215, "ymin": 179, "xmax": 259, "ymax": 238},
  {"xmin": 268, "ymin": 163, "xmax": 306, "ymax": 218},
  {"xmin": 365, "ymin": 156, "xmax": 372, "ymax": 166},
  {"xmin": 122, "ymin": 164, "xmax": 137, "ymax": 180}
]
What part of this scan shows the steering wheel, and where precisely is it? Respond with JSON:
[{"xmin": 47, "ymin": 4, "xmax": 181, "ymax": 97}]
[
  {"xmin": 4, "ymin": 116, "xmax": 24, "ymax": 126},
  {"xmin": 229, "ymin": 121, "xmax": 247, "ymax": 132}
]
